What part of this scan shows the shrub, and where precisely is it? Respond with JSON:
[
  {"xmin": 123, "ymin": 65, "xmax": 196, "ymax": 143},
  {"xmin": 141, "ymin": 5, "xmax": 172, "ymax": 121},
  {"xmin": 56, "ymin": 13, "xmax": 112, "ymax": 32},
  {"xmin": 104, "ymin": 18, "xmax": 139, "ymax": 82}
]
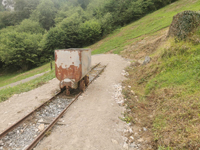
[
  {"xmin": 0, "ymin": 31, "xmax": 43, "ymax": 70},
  {"xmin": 16, "ymin": 19, "xmax": 44, "ymax": 34},
  {"xmin": 80, "ymin": 20, "xmax": 102, "ymax": 45}
]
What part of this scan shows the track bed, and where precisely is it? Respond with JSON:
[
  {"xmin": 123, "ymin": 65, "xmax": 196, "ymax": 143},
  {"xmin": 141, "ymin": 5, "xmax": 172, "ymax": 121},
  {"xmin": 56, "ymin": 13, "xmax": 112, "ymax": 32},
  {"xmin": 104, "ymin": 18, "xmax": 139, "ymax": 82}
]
[{"xmin": 0, "ymin": 63, "xmax": 106, "ymax": 150}]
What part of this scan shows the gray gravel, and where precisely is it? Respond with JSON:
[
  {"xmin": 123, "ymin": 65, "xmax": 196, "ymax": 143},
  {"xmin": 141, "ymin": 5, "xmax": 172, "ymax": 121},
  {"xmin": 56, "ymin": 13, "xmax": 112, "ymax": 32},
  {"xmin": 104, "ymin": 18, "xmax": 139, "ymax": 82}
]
[
  {"xmin": 0, "ymin": 64, "xmax": 104, "ymax": 150},
  {"xmin": 1, "ymin": 97, "xmax": 72, "ymax": 150}
]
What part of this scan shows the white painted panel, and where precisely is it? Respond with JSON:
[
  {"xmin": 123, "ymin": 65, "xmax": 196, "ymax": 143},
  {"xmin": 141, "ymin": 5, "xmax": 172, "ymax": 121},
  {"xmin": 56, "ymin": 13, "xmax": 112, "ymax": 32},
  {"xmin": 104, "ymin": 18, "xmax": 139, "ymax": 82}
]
[
  {"xmin": 56, "ymin": 50, "xmax": 80, "ymax": 69},
  {"xmin": 81, "ymin": 50, "xmax": 91, "ymax": 77}
]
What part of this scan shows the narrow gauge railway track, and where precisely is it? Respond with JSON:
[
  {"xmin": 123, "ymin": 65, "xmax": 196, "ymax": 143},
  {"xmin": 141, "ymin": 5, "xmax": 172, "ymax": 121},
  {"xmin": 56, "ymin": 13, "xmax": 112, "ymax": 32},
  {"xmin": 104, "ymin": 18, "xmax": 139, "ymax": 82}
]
[{"xmin": 0, "ymin": 63, "xmax": 106, "ymax": 150}]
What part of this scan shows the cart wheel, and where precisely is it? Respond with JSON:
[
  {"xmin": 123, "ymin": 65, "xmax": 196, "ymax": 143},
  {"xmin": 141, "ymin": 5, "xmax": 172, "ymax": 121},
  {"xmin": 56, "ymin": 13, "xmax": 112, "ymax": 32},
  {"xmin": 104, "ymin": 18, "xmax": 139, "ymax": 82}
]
[
  {"xmin": 66, "ymin": 88, "xmax": 70, "ymax": 95},
  {"xmin": 84, "ymin": 75, "xmax": 89, "ymax": 86},
  {"xmin": 79, "ymin": 79, "xmax": 85, "ymax": 92}
]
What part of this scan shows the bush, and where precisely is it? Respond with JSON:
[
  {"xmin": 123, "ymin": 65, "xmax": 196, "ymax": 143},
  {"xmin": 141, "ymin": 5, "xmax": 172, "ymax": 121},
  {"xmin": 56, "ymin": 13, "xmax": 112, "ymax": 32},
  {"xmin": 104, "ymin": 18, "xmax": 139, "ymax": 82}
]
[
  {"xmin": 0, "ymin": 31, "xmax": 43, "ymax": 70},
  {"xmin": 40, "ymin": 26, "xmax": 66, "ymax": 55},
  {"xmin": 16, "ymin": 19, "xmax": 44, "ymax": 34},
  {"xmin": 30, "ymin": 0, "xmax": 56, "ymax": 30},
  {"xmin": 41, "ymin": 13, "xmax": 84, "ymax": 55},
  {"xmin": 42, "ymin": 14, "xmax": 102, "ymax": 54},
  {"xmin": 99, "ymin": 12, "xmax": 114, "ymax": 35},
  {"xmin": 0, "ymin": 11, "xmax": 16, "ymax": 29},
  {"xmin": 80, "ymin": 20, "xmax": 102, "ymax": 45},
  {"xmin": 55, "ymin": 5, "xmax": 88, "ymax": 24}
]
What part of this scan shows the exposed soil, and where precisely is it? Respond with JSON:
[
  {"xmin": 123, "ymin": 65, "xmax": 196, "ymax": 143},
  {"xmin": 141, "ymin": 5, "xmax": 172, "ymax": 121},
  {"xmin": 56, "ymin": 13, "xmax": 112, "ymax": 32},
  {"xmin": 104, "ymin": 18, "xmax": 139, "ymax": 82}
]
[
  {"xmin": 0, "ymin": 54, "xmax": 135, "ymax": 150},
  {"xmin": 121, "ymin": 28, "xmax": 168, "ymax": 61}
]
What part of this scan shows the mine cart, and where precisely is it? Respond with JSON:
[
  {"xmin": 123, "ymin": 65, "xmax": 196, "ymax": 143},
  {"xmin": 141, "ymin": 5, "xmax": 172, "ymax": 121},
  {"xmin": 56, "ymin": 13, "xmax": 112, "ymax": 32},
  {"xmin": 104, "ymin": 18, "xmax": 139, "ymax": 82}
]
[{"xmin": 55, "ymin": 48, "xmax": 91, "ymax": 95}]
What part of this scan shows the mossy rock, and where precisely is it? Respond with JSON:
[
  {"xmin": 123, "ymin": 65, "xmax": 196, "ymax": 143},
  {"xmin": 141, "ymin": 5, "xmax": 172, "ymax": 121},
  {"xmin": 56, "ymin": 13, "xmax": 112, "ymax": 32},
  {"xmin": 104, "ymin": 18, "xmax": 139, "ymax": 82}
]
[{"xmin": 168, "ymin": 11, "xmax": 200, "ymax": 40}]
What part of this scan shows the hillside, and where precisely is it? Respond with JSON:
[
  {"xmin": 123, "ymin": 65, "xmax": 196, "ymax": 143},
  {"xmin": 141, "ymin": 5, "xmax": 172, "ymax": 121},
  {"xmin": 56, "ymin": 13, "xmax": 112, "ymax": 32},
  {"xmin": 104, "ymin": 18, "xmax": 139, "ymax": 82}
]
[
  {"xmin": 0, "ymin": 0, "xmax": 176, "ymax": 72},
  {"xmin": 0, "ymin": 0, "xmax": 181, "ymax": 102},
  {"xmin": 91, "ymin": 0, "xmax": 200, "ymax": 55},
  {"xmin": 89, "ymin": 0, "xmax": 200, "ymax": 149},
  {"xmin": 0, "ymin": 0, "xmax": 200, "ymax": 149}
]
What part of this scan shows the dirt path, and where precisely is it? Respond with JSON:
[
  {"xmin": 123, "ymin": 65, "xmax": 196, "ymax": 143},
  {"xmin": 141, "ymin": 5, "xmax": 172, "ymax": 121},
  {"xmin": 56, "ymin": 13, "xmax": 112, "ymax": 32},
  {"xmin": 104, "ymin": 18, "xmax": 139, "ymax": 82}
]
[
  {"xmin": 0, "ymin": 71, "xmax": 50, "ymax": 90},
  {"xmin": 0, "ymin": 54, "xmax": 130, "ymax": 150},
  {"xmin": 35, "ymin": 54, "xmax": 130, "ymax": 150}
]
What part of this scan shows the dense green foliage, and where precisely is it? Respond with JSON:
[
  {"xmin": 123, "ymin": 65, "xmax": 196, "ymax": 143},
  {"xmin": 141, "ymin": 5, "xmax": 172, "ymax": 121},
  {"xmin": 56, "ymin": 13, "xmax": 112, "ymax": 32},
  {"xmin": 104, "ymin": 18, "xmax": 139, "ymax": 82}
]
[
  {"xmin": 16, "ymin": 19, "xmax": 44, "ymax": 34},
  {"xmin": 0, "ymin": 30, "xmax": 43, "ymax": 70},
  {"xmin": 146, "ymin": 29, "xmax": 200, "ymax": 94},
  {"xmin": 0, "ymin": 0, "xmax": 4, "ymax": 11},
  {"xmin": 30, "ymin": 0, "xmax": 56, "ymax": 30},
  {"xmin": 0, "ymin": 0, "xmax": 177, "ymax": 71}
]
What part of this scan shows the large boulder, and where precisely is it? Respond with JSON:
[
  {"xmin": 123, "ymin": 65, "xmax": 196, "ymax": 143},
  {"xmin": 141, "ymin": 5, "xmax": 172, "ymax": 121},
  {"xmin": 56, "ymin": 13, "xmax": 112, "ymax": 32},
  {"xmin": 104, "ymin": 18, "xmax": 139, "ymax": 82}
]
[{"xmin": 168, "ymin": 11, "xmax": 200, "ymax": 40}]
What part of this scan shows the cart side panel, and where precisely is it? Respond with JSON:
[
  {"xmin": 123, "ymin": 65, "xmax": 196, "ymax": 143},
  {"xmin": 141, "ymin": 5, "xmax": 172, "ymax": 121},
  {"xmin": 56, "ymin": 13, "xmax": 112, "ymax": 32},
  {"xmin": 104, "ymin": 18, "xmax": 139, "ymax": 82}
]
[
  {"xmin": 81, "ymin": 49, "xmax": 91, "ymax": 78},
  {"xmin": 55, "ymin": 50, "xmax": 82, "ymax": 82}
]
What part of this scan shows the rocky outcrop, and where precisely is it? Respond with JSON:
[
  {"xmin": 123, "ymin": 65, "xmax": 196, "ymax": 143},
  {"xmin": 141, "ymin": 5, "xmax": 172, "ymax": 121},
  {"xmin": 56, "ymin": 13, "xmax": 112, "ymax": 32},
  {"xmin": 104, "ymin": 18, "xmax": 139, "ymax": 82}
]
[{"xmin": 168, "ymin": 11, "xmax": 200, "ymax": 40}]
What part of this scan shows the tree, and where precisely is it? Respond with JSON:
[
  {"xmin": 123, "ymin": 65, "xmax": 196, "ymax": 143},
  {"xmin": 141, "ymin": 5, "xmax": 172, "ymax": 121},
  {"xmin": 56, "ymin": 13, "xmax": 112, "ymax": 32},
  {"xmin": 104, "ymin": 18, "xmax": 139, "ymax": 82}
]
[
  {"xmin": 0, "ymin": 0, "xmax": 5, "ymax": 11},
  {"xmin": 40, "ymin": 26, "xmax": 66, "ymax": 55},
  {"xmin": 0, "ymin": 11, "xmax": 16, "ymax": 29},
  {"xmin": 80, "ymin": 20, "xmax": 102, "ymax": 45},
  {"xmin": 30, "ymin": 0, "xmax": 56, "ymax": 30},
  {"xmin": 0, "ymin": 31, "xmax": 43, "ymax": 70},
  {"xmin": 14, "ymin": 0, "xmax": 40, "ymax": 22},
  {"xmin": 16, "ymin": 19, "xmax": 44, "ymax": 34},
  {"xmin": 77, "ymin": 0, "xmax": 90, "ymax": 9},
  {"xmin": 55, "ymin": 5, "xmax": 88, "ymax": 24},
  {"xmin": 41, "ymin": 13, "xmax": 84, "ymax": 55}
]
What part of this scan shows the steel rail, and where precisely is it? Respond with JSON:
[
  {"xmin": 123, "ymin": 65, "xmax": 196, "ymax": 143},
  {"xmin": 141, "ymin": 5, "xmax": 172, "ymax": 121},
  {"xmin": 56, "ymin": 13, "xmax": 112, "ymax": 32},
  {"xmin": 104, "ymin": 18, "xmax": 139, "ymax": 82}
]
[
  {"xmin": 0, "ymin": 91, "xmax": 61, "ymax": 139},
  {"xmin": 26, "ymin": 64, "xmax": 107, "ymax": 150},
  {"xmin": 0, "ymin": 63, "xmax": 101, "ymax": 140}
]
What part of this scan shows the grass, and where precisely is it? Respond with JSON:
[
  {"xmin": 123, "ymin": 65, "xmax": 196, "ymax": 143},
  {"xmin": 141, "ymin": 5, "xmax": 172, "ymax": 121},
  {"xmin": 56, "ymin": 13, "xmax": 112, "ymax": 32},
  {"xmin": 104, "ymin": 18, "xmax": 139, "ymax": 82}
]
[
  {"xmin": 146, "ymin": 37, "xmax": 200, "ymax": 95},
  {"xmin": 122, "ymin": 21, "xmax": 200, "ymax": 150},
  {"xmin": 144, "ymin": 31, "xmax": 200, "ymax": 148},
  {"xmin": 89, "ymin": 1, "xmax": 200, "ymax": 148},
  {"xmin": 95, "ymin": 0, "xmax": 200, "ymax": 149},
  {"xmin": 0, "ymin": 62, "xmax": 53, "ymax": 88},
  {"xmin": 91, "ymin": 0, "xmax": 200, "ymax": 55},
  {"xmin": 0, "ymin": 69, "xmax": 55, "ymax": 102}
]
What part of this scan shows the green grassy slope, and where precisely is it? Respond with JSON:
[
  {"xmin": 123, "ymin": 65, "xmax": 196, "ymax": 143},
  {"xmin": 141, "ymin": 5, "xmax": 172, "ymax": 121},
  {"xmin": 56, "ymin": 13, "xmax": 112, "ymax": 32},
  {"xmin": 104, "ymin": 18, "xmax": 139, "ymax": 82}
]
[
  {"xmin": 139, "ymin": 28, "xmax": 200, "ymax": 149},
  {"xmin": 104, "ymin": 0, "xmax": 200, "ymax": 149},
  {"xmin": 0, "ymin": 62, "xmax": 52, "ymax": 87},
  {"xmin": 0, "ymin": 62, "xmax": 55, "ymax": 102},
  {"xmin": 91, "ymin": 0, "xmax": 200, "ymax": 55},
  {"xmin": 0, "ymin": 70, "xmax": 55, "ymax": 102}
]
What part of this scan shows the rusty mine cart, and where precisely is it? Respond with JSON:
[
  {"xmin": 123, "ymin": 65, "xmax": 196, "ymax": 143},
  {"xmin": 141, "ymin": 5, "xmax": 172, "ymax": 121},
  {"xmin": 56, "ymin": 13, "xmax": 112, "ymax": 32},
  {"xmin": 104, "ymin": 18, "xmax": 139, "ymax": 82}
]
[{"xmin": 55, "ymin": 48, "xmax": 91, "ymax": 95}]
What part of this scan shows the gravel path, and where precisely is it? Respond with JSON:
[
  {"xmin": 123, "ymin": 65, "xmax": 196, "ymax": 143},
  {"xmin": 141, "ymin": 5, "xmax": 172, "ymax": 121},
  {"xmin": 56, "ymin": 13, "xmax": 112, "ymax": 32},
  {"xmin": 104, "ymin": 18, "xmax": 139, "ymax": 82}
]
[
  {"xmin": 0, "ymin": 54, "xmax": 133, "ymax": 150},
  {"xmin": 0, "ymin": 71, "xmax": 50, "ymax": 90},
  {"xmin": 35, "ymin": 54, "xmax": 130, "ymax": 150},
  {"xmin": 0, "ymin": 64, "xmax": 106, "ymax": 150}
]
